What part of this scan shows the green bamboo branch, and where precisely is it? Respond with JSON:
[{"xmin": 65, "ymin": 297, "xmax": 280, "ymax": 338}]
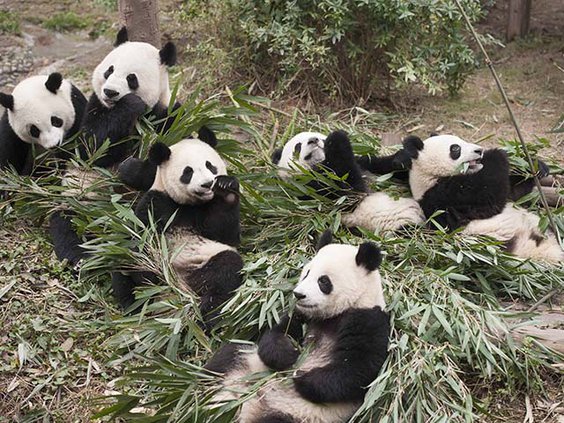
[{"xmin": 454, "ymin": 0, "xmax": 559, "ymax": 236}]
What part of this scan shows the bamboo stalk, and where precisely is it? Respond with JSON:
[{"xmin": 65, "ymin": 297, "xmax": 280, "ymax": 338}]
[{"xmin": 453, "ymin": 0, "xmax": 559, "ymax": 236}]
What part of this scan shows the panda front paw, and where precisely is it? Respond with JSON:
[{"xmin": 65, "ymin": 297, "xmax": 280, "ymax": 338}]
[
  {"xmin": 212, "ymin": 175, "xmax": 240, "ymax": 205},
  {"xmin": 391, "ymin": 148, "xmax": 413, "ymax": 170},
  {"xmin": 324, "ymin": 130, "xmax": 355, "ymax": 161},
  {"xmin": 119, "ymin": 93, "xmax": 148, "ymax": 116},
  {"xmin": 536, "ymin": 159, "xmax": 550, "ymax": 179},
  {"xmin": 258, "ymin": 331, "xmax": 300, "ymax": 371}
]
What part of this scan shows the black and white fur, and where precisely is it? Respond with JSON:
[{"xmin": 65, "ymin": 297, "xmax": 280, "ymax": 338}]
[
  {"xmin": 273, "ymin": 130, "xmax": 424, "ymax": 233},
  {"xmin": 112, "ymin": 129, "xmax": 243, "ymax": 327},
  {"xmin": 272, "ymin": 132, "xmax": 326, "ymax": 178},
  {"xmin": 206, "ymin": 231, "xmax": 390, "ymax": 423},
  {"xmin": 404, "ymin": 134, "xmax": 563, "ymax": 263},
  {"xmin": 0, "ymin": 73, "xmax": 86, "ymax": 175},
  {"xmin": 79, "ymin": 26, "xmax": 178, "ymax": 168},
  {"xmin": 358, "ymin": 135, "xmax": 551, "ymax": 203}
]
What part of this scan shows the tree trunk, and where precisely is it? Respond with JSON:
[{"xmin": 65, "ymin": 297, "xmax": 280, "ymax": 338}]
[
  {"xmin": 506, "ymin": 0, "xmax": 532, "ymax": 41},
  {"xmin": 118, "ymin": 0, "xmax": 160, "ymax": 47}
]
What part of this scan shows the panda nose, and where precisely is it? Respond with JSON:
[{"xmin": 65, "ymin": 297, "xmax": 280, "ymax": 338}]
[
  {"xmin": 474, "ymin": 148, "xmax": 483, "ymax": 155},
  {"xmin": 104, "ymin": 89, "xmax": 119, "ymax": 98},
  {"xmin": 293, "ymin": 291, "xmax": 306, "ymax": 300},
  {"xmin": 201, "ymin": 181, "xmax": 213, "ymax": 189}
]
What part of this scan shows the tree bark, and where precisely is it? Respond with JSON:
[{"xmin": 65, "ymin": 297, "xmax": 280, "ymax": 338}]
[
  {"xmin": 118, "ymin": 0, "xmax": 160, "ymax": 47},
  {"xmin": 506, "ymin": 0, "xmax": 532, "ymax": 41}
]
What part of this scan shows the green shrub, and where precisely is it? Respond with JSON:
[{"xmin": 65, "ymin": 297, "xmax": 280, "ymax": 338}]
[
  {"xmin": 43, "ymin": 12, "xmax": 89, "ymax": 32},
  {"xmin": 0, "ymin": 11, "xmax": 20, "ymax": 35},
  {"xmin": 185, "ymin": 0, "xmax": 483, "ymax": 103}
]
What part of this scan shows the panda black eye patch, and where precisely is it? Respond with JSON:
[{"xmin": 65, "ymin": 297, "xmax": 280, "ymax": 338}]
[
  {"xmin": 29, "ymin": 125, "xmax": 40, "ymax": 138},
  {"xmin": 317, "ymin": 275, "xmax": 333, "ymax": 295},
  {"xmin": 205, "ymin": 161, "xmax": 218, "ymax": 175},
  {"xmin": 180, "ymin": 166, "xmax": 194, "ymax": 184},
  {"xmin": 51, "ymin": 116, "xmax": 63, "ymax": 128},
  {"xmin": 127, "ymin": 73, "xmax": 139, "ymax": 90},
  {"xmin": 450, "ymin": 144, "xmax": 461, "ymax": 160},
  {"xmin": 104, "ymin": 65, "xmax": 114, "ymax": 79}
]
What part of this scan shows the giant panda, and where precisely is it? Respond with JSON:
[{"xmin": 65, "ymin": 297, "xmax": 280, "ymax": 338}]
[
  {"xmin": 272, "ymin": 130, "xmax": 424, "ymax": 233},
  {"xmin": 111, "ymin": 128, "xmax": 243, "ymax": 328},
  {"xmin": 403, "ymin": 134, "xmax": 563, "ymax": 263},
  {"xmin": 79, "ymin": 26, "xmax": 178, "ymax": 169},
  {"xmin": 358, "ymin": 136, "xmax": 551, "ymax": 202},
  {"xmin": 205, "ymin": 231, "xmax": 390, "ymax": 423},
  {"xmin": 0, "ymin": 73, "xmax": 86, "ymax": 175},
  {"xmin": 50, "ymin": 27, "xmax": 179, "ymax": 266}
]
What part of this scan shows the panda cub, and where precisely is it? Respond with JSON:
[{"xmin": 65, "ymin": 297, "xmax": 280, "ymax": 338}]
[
  {"xmin": 0, "ymin": 73, "xmax": 86, "ymax": 175},
  {"xmin": 273, "ymin": 130, "xmax": 424, "ymax": 233},
  {"xmin": 112, "ymin": 128, "xmax": 243, "ymax": 326},
  {"xmin": 404, "ymin": 134, "xmax": 563, "ymax": 263},
  {"xmin": 206, "ymin": 231, "xmax": 390, "ymax": 423},
  {"xmin": 79, "ymin": 26, "xmax": 178, "ymax": 169}
]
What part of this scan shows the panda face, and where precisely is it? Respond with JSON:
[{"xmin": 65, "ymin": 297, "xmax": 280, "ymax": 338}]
[
  {"xmin": 407, "ymin": 135, "xmax": 484, "ymax": 200},
  {"xmin": 3, "ymin": 75, "xmax": 76, "ymax": 149},
  {"xmin": 152, "ymin": 138, "xmax": 227, "ymax": 205},
  {"xmin": 293, "ymin": 243, "xmax": 385, "ymax": 319},
  {"xmin": 93, "ymin": 42, "xmax": 171, "ymax": 109},
  {"xmin": 278, "ymin": 132, "xmax": 326, "ymax": 171}
]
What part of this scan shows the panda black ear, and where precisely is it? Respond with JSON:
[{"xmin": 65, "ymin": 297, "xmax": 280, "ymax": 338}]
[
  {"xmin": 159, "ymin": 42, "xmax": 177, "ymax": 66},
  {"xmin": 45, "ymin": 73, "xmax": 63, "ymax": 94},
  {"xmin": 402, "ymin": 135, "xmax": 424, "ymax": 159},
  {"xmin": 429, "ymin": 132, "xmax": 439, "ymax": 137},
  {"xmin": 115, "ymin": 26, "xmax": 129, "ymax": 47},
  {"xmin": 316, "ymin": 230, "xmax": 333, "ymax": 251},
  {"xmin": 149, "ymin": 142, "xmax": 171, "ymax": 165},
  {"xmin": 355, "ymin": 242, "xmax": 382, "ymax": 272},
  {"xmin": 0, "ymin": 93, "xmax": 14, "ymax": 111},
  {"xmin": 272, "ymin": 148, "xmax": 282, "ymax": 164},
  {"xmin": 198, "ymin": 126, "xmax": 218, "ymax": 148}
]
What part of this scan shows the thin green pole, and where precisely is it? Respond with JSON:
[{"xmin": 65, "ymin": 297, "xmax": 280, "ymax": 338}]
[{"xmin": 454, "ymin": 0, "xmax": 559, "ymax": 236}]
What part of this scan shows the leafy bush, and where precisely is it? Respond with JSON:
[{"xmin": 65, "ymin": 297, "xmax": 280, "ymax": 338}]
[{"xmin": 184, "ymin": 0, "xmax": 483, "ymax": 103}]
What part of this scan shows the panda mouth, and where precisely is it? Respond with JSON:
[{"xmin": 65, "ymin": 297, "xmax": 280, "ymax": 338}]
[
  {"xmin": 463, "ymin": 157, "xmax": 483, "ymax": 173},
  {"xmin": 194, "ymin": 189, "xmax": 214, "ymax": 200}
]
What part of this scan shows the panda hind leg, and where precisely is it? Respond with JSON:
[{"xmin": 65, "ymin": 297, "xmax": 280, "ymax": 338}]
[{"xmin": 194, "ymin": 250, "xmax": 244, "ymax": 330}]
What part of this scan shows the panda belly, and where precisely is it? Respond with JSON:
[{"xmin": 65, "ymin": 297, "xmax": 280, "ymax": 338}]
[
  {"xmin": 225, "ymin": 333, "xmax": 359, "ymax": 423},
  {"xmin": 167, "ymin": 229, "xmax": 235, "ymax": 294},
  {"xmin": 462, "ymin": 204, "xmax": 564, "ymax": 263},
  {"xmin": 342, "ymin": 192, "xmax": 425, "ymax": 233}
]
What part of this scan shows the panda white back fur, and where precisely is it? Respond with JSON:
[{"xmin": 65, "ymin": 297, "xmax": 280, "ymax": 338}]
[
  {"xmin": 404, "ymin": 134, "xmax": 563, "ymax": 263},
  {"xmin": 0, "ymin": 73, "xmax": 86, "ymax": 174},
  {"xmin": 273, "ymin": 131, "xmax": 424, "ymax": 233},
  {"xmin": 112, "ymin": 129, "xmax": 243, "ymax": 328},
  {"xmin": 207, "ymin": 232, "xmax": 390, "ymax": 423}
]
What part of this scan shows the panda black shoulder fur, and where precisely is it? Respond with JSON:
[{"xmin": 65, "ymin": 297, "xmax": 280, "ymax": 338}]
[
  {"xmin": 0, "ymin": 73, "xmax": 86, "ymax": 175},
  {"xmin": 404, "ymin": 134, "xmax": 563, "ymax": 263},
  {"xmin": 272, "ymin": 130, "xmax": 424, "ymax": 233},
  {"xmin": 112, "ymin": 127, "xmax": 243, "ymax": 327},
  {"xmin": 206, "ymin": 231, "xmax": 390, "ymax": 423},
  {"xmin": 79, "ymin": 27, "xmax": 178, "ymax": 168}
]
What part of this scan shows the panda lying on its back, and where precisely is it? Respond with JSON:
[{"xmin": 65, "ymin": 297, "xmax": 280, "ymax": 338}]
[
  {"xmin": 403, "ymin": 135, "xmax": 563, "ymax": 263},
  {"xmin": 206, "ymin": 231, "xmax": 390, "ymax": 423},
  {"xmin": 272, "ymin": 130, "xmax": 424, "ymax": 233},
  {"xmin": 79, "ymin": 27, "xmax": 178, "ymax": 169},
  {"xmin": 112, "ymin": 128, "xmax": 243, "ymax": 327},
  {"xmin": 0, "ymin": 73, "xmax": 86, "ymax": 175}
]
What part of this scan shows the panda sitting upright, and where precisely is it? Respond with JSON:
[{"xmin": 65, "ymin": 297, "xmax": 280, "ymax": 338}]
[
  {"xmin": 272, "ymin": 130, "xmax": 424, "ymax": 233},
  {"xmin": 79, "ymin": 26, "xmax": 178, "ymax": 169},
  {"xmin": 112, "ymin": 127, "xmax": 243, "ymax": 327},
  {"xmin": 206, "ymin": 231, "xmax": 390, "ymax": 423},
  {"xmin": 403, "ymin": 134, "xmax": 563, "ymax": 263},
  {"xmin": 0, "ymin": 73, "xmax": 86, "ymax": 175}
]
